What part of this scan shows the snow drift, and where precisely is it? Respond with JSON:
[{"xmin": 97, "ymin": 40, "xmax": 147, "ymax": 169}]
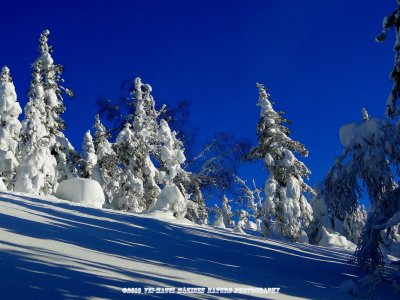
[{"xmin": 55, "ymin": 178, "xmax": 105, "ymax": 208}]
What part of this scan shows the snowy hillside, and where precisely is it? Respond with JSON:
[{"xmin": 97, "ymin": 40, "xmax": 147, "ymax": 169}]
[{"xmin": 0, "ymin": 192, "xmax": 392, "ymax": 299}]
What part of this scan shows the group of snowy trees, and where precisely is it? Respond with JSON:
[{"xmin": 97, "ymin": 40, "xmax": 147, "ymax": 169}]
[{"xmin": 0, "ymin": 30, "xmax": 198, "ymax": 221}]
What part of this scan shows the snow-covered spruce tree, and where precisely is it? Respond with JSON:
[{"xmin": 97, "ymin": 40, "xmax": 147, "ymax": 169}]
[
  {"xmin": 35, "ymin": 29, "xmax": 77, "ymax": 182},
  {"xmin": 92, "ymin": 114, "xmax": 120, "ymax": 206},
  {"xmin": 246, "ymin": 83, "xmax": 314, "ymax": 242},
  {"xmin": 113, "ymin": 123, "xmax": 145, "ymax": 212},
  {"xmin": 0, "ymin": 66, "xmax": 22, "ymax": 189},
  {"xmin": 15, "ymin": 62, "xmax": 57, "ymax": 195},
  {"xmin": 113, "ymin": 78, "xmax": 161, "ymax": 211},
  {"xmin": 150, "ymin": 119, "xmax": 188, "ymax": 218},
  {"xmin": 78, "ymin": 130, "xmax": 98, "ymax": 178}
]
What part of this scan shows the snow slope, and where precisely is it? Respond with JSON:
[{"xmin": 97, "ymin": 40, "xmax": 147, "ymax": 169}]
[{"xmin": 0, "ymin": 192, "xmax": 378, "ymax": 299}]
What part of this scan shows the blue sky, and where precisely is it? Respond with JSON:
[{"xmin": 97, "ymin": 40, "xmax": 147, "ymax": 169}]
[{"xmin": 0, "ymin": 0, "xmax": 395, "ymax": 192}]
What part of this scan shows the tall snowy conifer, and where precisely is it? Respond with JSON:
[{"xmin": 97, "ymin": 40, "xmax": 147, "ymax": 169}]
[
  {"xmin": 15, "ymin": 62, "xmax": 57, "ymax": 195},
  {"xmin": 132, "ymin": 78, "xmax": 160, "ymax": 209},
  {"xmin": 246, "ymin": 83, "xmax": 314, "ymax": 241},
  {"xmin": 35, "ymin": 29, "xmax": 77, "ymax": 182},
  {"xmin": 0, "ymin": 66, "xmax": 22, "ymax": 189}
]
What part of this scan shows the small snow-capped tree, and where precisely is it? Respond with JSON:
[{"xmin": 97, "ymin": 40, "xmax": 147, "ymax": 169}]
[
  {"xmin": 78, "ymin": 130, "xmax": 98, "ymax": 178},
  {"xmin": 92, "ymin": 114, "xmax": 119, "ymax": 206},
  {"xmin": 151, "ymin": 119, "xmax": 188, "ymax": 218},
  {"xmin": 211, "ymin": 204, "xmax": 225, "ymax": 228},
  {"xmin": 15, "ymin": 62, "xmax": 57, "ymax": 195},
  {"xmin": 34, "ymin": 29, "xmax": 77, "ymax": 182},
  {"xmin": 0, "ymin": 66, "xmax": 22, "ymax": 189},
  {"xmin": 221, "ymin": 194, "xmax": 234, "ymax": 227},
  {"xmin": 245, "ymin": 83, "xmax": 314, "ymax": 241},
  {"xmin": 236, "ymin": 209, "xmax": 248, "ymax": 229}
]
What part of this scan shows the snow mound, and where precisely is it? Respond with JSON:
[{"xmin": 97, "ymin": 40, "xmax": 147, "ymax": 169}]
[
  {"xmin": 317, "ymin": 227, "xmax": 356, "ymax": 250},
  {"xmin": 56, "ymin": 178, "xmax": 105, "ymax": 209}
]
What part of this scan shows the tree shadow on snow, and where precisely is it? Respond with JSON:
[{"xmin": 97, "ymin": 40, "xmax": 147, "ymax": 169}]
[{"xmin": 0, "ymin": 192, "xmax": 360, "ymax": 299}]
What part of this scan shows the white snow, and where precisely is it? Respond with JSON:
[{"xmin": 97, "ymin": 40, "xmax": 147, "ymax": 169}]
[
  {"xmin": 55, "ymin": 178, "xmax": 105, "ymax": 209},
  {"xmin": 0, "ymin": 191, "xmax": 376, "ymax": 299},
  {"xmin": 1, "ymin": 191, "xmax": 397, "ymax": 299},
  {"xmin": 317, "ymin": 227, "xmax": 356, "ymax": 251}
]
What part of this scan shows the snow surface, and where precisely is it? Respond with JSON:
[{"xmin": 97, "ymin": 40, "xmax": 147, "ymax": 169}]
[
  {"xmin": 0, "ymin": 191, "xmax": 396, "ymax": 299},
  {"xmin": 56, "ymin": 178, "xmax": 105, "ymax": 209}
]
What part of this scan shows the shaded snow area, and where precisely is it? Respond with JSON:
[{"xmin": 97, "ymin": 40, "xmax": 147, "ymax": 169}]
[{"xmin": 0, "ymin": 192, "xmax": 394, "ymax": 299}]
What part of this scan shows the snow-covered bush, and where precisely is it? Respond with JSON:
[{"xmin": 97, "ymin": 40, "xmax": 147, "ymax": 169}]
[
  {"xmin": 56, "ymin": 178, "xmax": 105, "ymax": 209},
  {"xmin": 246, "ymin": 83, "xmax": 314, "ymax": 241}
]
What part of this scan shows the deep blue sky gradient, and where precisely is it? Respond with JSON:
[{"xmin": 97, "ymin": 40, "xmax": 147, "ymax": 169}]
[{"xmin": 0, "ymin": 0, "xmax": 395, "ymax": 192}]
